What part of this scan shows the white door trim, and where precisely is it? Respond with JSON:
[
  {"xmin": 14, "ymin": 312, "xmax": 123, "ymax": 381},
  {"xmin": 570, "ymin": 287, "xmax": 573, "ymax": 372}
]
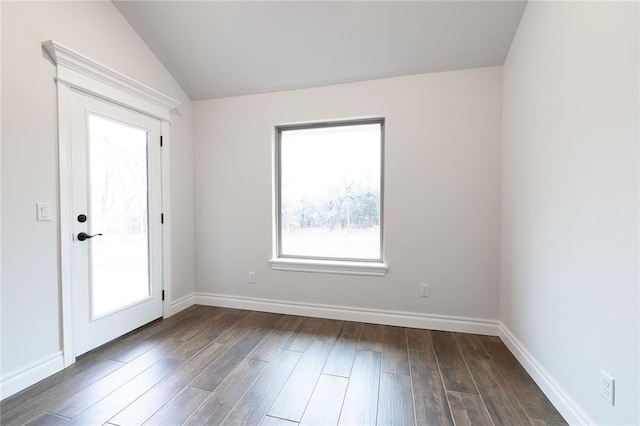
[{"xmin": 43, "ymin": 40, "xmax": 180, "ymax": 367}]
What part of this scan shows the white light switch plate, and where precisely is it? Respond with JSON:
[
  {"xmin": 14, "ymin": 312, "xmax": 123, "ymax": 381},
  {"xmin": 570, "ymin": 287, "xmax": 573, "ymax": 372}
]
[{"xmin": 36, "ymin": 202, "xmax": 52, "ymax": 221}]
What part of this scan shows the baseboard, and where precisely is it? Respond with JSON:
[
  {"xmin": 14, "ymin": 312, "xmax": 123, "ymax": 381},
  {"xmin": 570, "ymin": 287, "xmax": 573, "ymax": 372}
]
[
  {"xmin": 195, "ymin": 292, "xmax": 499, "ymax": 335},
  {"xmin": 168, "ymin": 292, "xmax": 196, "ymax": 316},
  {"xmin": 0, "ymin": 352, "xmax": 64, "ymax": 400},
  {"xmin": 498, "ymin": 323, "xmax": 594, "ymax": 425}
]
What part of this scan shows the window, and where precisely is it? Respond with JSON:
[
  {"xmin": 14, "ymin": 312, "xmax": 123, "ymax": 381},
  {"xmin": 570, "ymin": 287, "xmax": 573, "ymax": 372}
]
[{"xmin": 271, "ymin": 118, "xmax": 387, "ymax": 276}]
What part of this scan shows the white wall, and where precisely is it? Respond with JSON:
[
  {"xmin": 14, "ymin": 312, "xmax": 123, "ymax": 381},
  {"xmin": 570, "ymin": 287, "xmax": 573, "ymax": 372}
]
[
  {"xmin": 1, "ymin": 1, "xmax": 194, "ymax": 394},
  {"xmin": 501, "ymin": 2, "xmax": 639, "ymax": 424},
  {"xmin": 194, "ymin": 67, "xmax": 502, "ymax": 325}
]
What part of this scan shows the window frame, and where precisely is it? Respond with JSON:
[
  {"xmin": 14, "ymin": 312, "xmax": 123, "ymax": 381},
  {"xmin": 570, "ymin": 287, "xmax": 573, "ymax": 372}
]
[{"xmin": 271, "ymin": 117, "xmax": 387, "ymax": 276}]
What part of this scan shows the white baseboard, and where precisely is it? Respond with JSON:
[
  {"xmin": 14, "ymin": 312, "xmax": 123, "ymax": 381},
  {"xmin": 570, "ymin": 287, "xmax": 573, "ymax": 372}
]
[
  {"xmin": 498, "ymin": 323, "xmax": 594, "ymax": 426},
  {"xmin": 195, "ymin": 292, "xmax": 499, "ymax": 335},
  {"xmin": 0, "ymin": 351, "xmax": 64, "ymax": 400},
  {"xmin": 168, "ymin": 292, "xmax": 196, "ymax": 316}
]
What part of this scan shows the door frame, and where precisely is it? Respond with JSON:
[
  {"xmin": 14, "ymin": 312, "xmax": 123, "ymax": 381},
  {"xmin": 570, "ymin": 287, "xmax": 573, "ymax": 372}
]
[{"xmin": 43, "ymin": 40, "xmax": 181, "ymax": 367}]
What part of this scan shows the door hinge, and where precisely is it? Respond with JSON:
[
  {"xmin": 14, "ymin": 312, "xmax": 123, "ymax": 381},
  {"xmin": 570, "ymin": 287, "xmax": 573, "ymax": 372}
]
[
  {"xmin": 160, "ymin": 135, "xmax": 163, "ymax": 147},
  {"xmin": 161, "ymin": 213, "xmax": 164, "ymax": 224},
  {"xmin": 162, "ymin": 290, "xmax": 165, "ymax": 301}
]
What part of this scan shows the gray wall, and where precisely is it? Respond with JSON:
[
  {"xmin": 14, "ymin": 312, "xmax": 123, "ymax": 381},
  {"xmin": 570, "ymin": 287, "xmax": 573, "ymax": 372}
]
[
  {"xmin": 501, "ymin": 2, "xmax": 639, "ymax": 424},
  {"xmin": 1, "ymin": 1, "xmax": 195, "ymax": 386},
  {"xmin": 194, "ymin": 67, "xmax": 502, "ymax": 322}
]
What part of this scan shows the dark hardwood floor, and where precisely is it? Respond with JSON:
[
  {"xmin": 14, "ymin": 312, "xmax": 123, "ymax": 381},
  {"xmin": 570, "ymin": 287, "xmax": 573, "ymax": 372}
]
[{"xmin": 1, "ymin": 305, "xmax": 567, "ymax": 425}]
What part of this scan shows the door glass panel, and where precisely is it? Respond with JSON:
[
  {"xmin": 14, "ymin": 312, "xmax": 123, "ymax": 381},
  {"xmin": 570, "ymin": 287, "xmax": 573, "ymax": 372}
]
[{"xmin": 88, "ymin": 114, "xmax": 150, "ymax": 318}]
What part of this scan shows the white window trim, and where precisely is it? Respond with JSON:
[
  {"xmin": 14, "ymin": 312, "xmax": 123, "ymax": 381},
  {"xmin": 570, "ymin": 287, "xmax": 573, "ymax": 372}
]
[
  {"xmin": 269, "ymin": 258, "xmax": 388, "ymax": 277},
  {"xmin": 43, "ymin": 40, "xmax": 180, "ymax": 367}
]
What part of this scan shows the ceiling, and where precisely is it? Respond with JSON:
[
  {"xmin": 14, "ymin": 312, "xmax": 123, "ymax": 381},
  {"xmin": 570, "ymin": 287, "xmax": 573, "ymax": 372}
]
[{"xmin": 113, "ymin": 1, "xmax": 527, "ymax": 101}]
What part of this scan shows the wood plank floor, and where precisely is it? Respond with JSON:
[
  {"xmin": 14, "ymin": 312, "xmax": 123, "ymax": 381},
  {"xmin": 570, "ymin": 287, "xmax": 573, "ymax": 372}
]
[{"xmin": 1, "ymin": 306, "xmax": 567, "ymax": 426}]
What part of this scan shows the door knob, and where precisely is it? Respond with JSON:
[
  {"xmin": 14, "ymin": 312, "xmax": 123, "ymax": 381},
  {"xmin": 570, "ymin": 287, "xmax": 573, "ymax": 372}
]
[{"xmin": 77, "ymin": 232, "xmax": 102, "ymax": 241}]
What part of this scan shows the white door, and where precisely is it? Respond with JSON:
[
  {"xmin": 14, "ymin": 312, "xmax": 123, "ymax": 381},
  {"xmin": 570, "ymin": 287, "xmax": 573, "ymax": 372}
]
[{"xmin": 70, "ymin": 90, "xmax": 163, "ymax": 356}]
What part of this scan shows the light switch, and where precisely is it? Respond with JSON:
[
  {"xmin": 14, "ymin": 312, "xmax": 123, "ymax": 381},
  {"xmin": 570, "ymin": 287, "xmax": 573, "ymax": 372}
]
[{"xmin": 36, "ymin": 202, "xmax": 52, "ymax": 221}]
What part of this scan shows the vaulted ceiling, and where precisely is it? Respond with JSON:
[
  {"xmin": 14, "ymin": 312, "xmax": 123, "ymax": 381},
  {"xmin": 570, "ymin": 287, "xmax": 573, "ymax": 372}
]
[{"xmin": 114, "ymin": 1, "xmax": 527, "ymax": 100}]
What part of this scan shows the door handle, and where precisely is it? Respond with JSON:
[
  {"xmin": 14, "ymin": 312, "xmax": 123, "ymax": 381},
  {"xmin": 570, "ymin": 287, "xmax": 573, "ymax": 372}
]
[{"xmin": 77, "ymin": 232, "xmax": 103, "ymax": 241}]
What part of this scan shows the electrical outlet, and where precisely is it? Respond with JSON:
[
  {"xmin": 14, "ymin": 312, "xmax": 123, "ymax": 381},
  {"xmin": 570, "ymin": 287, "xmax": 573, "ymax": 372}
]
[
  {"xmin": 600, "ymin": 370, "xmax": 615, "ymax": 405},
  {"xmin": 248, "ymin": 272, "xmax": 256, "ymax": 284},
  {"xmin": 419, "ymin": 283, "xmax": 429, "ymax": 297}
]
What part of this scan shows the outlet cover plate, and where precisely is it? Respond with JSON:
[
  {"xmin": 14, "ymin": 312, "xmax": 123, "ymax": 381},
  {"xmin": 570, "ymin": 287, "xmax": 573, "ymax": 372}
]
[
  {"xmin": 419, "ymin": 283, "xmax": 429, "ymax": 297},
  {"xmin": 600, "ymin": 370, "xmax": 615, "ymax": 405}
]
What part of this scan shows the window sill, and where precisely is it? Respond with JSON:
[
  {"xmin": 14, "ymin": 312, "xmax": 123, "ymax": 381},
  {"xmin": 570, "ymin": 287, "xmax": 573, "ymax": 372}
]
[{"xmin": 269, "ymin": 258, "xmax": 388, "ymax": 277}]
